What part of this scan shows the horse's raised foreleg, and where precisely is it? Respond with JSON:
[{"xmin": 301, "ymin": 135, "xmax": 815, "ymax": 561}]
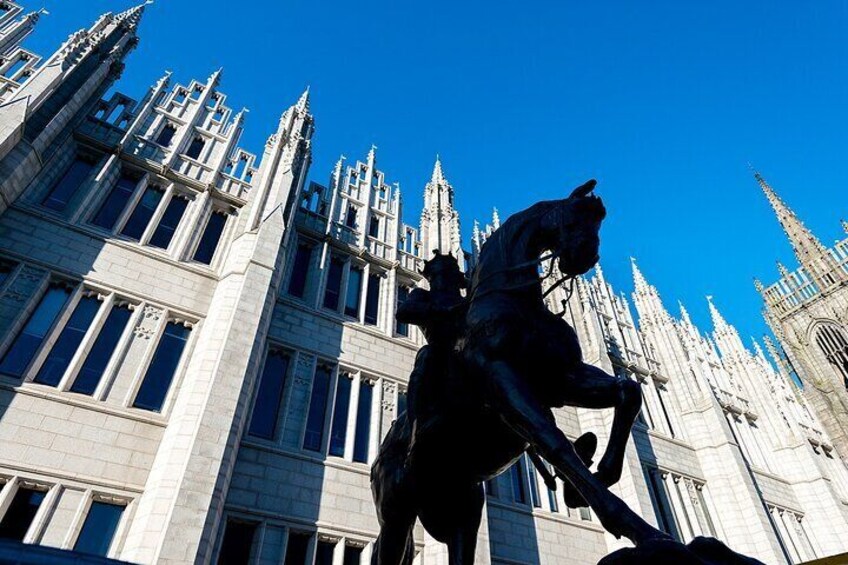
[
  {"xmin": 482, "ymin": 358, "xmax": 665, "ymax": 546},
  {"xmin": 564, "ymin": 363, "xmax": 642, "ymax": 487}
]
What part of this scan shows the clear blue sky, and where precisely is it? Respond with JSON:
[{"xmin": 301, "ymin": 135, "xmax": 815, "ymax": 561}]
[{"xmin": 30, "ymin": 0, "xmax": 848, "ymax": 344}]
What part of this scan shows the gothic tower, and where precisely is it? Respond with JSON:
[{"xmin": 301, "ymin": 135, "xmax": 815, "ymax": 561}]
[
  {"xmin": 419, "ymin": 156, "xmax": 466, "ymax": 270},
  {"xmin": 754, "ymin": 171, "xmax": 848, "ymax": 463}
]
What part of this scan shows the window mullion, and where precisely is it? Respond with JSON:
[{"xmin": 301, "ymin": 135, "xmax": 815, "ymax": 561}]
[
  {"xmin": 344, "ymin": 375, "xmax": 361, "ymax": 461},
  {"xmin": 58, "ymin": 292, "xmax": 112, "ymax": 392},
  {"xmin": 139, "ymin": 184, "xmax": 174, "ymax": 246}
]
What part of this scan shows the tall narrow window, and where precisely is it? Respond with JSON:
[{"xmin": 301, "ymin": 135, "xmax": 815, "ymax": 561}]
[
  {"xmin": 0, "ymin": 486, "xmax": 46, "ymax": 541},
  {"xmin": 509, "ymin": 461, "xmax": 526, "ymax": 504},
  {"xmin": 92, "ymin": 175, "xmax": 137, "ymax": 230},
  {"xmin": 315, "ymin": 540, "xmax": 335, "ymax": 565},
  {"xmin": 396, "ymin": 287, "xmax": 410, "ymax": 336},
  {"xmin": 283, "ymin": 532, "xmax": 311, "ymax": 565},
  {"xmin": 323, "ymin": 258, "xmax": 344, "ymax": 311},
  {"xmin": 345, "ymin": 205, "xmax": 357, "ymax": 229},
  {"xmin": 343, "ymin": 545, "xmax": 363, "ymax": 565},
  {"xmin": 248, "ymin": 349, "xmax": 290, "ymax": 440},
  {"xmin": 644, "ymin": 468, "xmax": 680, "ymax": 541},
  {"xmin": 121, "ymin": 185, "xmax": 164, "ymax": 240},
  {"xmin": 218, "ymin": 519, "xmax": 257, "ymax": 564},
  {"xmin": 0, "ymin": 259, "xmax": 15, "ymax": 288},
  {"xmin": 73, "ymin": 501, "xmax": 125, "ymax": 556},
  {"xmin": 155, "ymin": 123, "xmax": 176, "ymax": 147},
  {"xmin": 524, "ymin": 454, "xmax": 541, "ymax": 508},
  {"xmin": 42, "ymin": 159, "xmax": 94, "ymax": 211},
  {"xmin": 148, "ymin": 195, "xmax": 189, "ymax": 249},
  {"xmin": 328, "ymin": 373, "xmax": 352, "ymax": 457},
  {"xmin": 397, "ymin": 389, "xmax": 408, "ymax": 417},
  {"xmin": 368, "ymin": 215, "xmax": 380, "ymax": 238},
  {"xmin": 193, "ymin": 212, "xmax": 227, "ymax": 265},
  {"xmin": 71, "ymin": 304, "xmax": 133, "ymax": 395},
  {"xmin": 287, "ymin": 244, "xmax": 312, "ymax": 298},
  {"xmin": 303, "ymin": 365, "xmax": 332, "ymax": 451},
  {"xmin": 132, "ymin": 322, "xmax": 191, "ymax": 412},
  {"xmin": 0, "ymin": 284, "xmax": 73, "ymax": 377},
  {"xmin": 353, "ymin": 380, "xmax": 373, "ymax": 463},
  {"xmin": 185, "ymin": 137, "xmax": 205, "ymax": 160},
  {"xmin": 34, "ymin": 295, "xmax": 101, "ymax": 386},
  {"xmin": 545, "ymin": 463, "xmax": 559, "ymax": 513},
  {"xmin": 364, "ymin": 274, "xmax": 380, "ymax": 326},
  {"xmin": 344, "ymin": 267, "xmax": 363, "ymax": 318}
]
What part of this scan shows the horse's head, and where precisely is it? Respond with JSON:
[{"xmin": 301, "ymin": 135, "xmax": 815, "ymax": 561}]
[{"xmin": 542, "ymin": 180, "xmax": 606, "ymax": 277}]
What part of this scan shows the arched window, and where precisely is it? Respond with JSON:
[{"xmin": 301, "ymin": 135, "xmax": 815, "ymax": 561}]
[{"xmin": 813, "ymin": 323, "xmax": 848, "ymax": 388}]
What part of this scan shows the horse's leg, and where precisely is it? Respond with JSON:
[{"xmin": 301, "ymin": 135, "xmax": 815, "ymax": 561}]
[
  {"xmin": 481, "ymin": 358, "xmax": 664, "ymax": 545},
  {"xmin": 372, "ymin": 511, "xmax": 417, "ymax": 565},
  {"xmin": 563, "ymin": 363, "xmax": 642, "ymax": 487},
  {"xmin": 447, "ymin": 484, "xmax": 484, "ymax": 565}
]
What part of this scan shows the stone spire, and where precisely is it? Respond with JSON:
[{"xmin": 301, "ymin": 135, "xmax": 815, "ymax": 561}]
[
  {"xmin": 754, "ymin": 169, "xmax": 844, "ymax": 288},
  {"xmin": 419, "ymin": 155, "xmax": 465, "ymax": 270},
  {"xmin": 842, "ymin": 219, "xmax": 848, "ymax": 234},
  {"xmin": 631, "ymin": 256, "xmax": 649, "ymax": 294},
  {"xmin": 296, "ymin": 86, "xmax": 310, "ymax": 114},
  {"xmin": 492, "ymin": 207, "xmax": 501, "ymax": 229},
  {"xmin": 706, "ymin": 295, "xmax": 729, "ymax": 333},
  {"xmin": 0, "ymin": 6, "xmax": 46, "ymax": 56}
]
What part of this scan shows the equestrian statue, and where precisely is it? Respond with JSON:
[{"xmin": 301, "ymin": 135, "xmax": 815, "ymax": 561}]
[{"xmin": 370, "ymin": 180, "xmax": 764, "ymax": 565}]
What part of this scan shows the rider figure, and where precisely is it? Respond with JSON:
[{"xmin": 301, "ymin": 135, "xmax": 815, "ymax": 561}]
[{"xmin": 397, "ymin": 251, "xmax": 467, "ymax": 460}]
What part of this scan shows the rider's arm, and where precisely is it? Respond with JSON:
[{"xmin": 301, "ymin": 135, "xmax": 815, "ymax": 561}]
[{"xmin": 396, "ymin": 289, "xmax": 432, "ymax": 324}]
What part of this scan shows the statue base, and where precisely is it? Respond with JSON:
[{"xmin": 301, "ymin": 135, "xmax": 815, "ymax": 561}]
[{"xmin": 599, "ymin": 536, "xmax": 766, "ymax": 565}]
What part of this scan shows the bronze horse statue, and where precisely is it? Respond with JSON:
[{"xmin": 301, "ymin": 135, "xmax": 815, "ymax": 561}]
[{"xmin": 370, "ymin": 180, "xmax": 672, "ymax": 565}]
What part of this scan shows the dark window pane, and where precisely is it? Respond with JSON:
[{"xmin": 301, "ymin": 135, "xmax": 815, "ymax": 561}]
[
  {"xmin": 353, "ymin": 380, "xmax": 373, "ymax": 463},
  {"xmin": 155, "ymin": 124, "xmax": 176, "ymax": 147},
  {"xmin": 368, "ymin": 215, "xmax": 379, "ymax": 238},
  {"xmin": 73, "ymin": 501, "xmax": 124, "ymax": 556},
  {"xmin": 364, "ymin": 274, "xmax": 380, "ymax": 326},
  {"xmin": 284, "ymin": 533, "xmax": 310, "ymax": 565},
  {"xmin": 510, "ymin": 461, "xmax": 526, "ymax": 504},
  {"xmin": 34, "ymin": 295, "xmax": 100, "ymax": 386},
  {"xmin": 193, "ymin": 212, "xmax": 227, "ymax": 265},
  {"xmin": 92, "ymin": 175, "xmax": 137, "ymax": 230},
  {"xmin": 397, "ymin": 390, "xmax": 408, "ymax": 417},
  {"xmin": 328, "ymin": 374, "xmax": 352, "ymax": 457},
  {"xmin": 0, "ymin": 487, "xmax": 46, "ymax": 541},
  {"xmin": 344, "ymin": 268, "xmax": 362, "ymax": 318},
  {"xmin": 248, "ymin": 350, "xmax": 290, "ymax": 439},
  {"xmin": 315, "ymin": 540, "xmax": 335, "ymax": 565},
  {"xmin": 132, "ymin": 322, "xmax": 191, "ymax": 412},
  {"xmin": 303, "ymin": 366, "xmax": 332, "ymax": 451},
  {"xmin": 287, "ymin": 245, "xmax": 312, "ymax": 298},
  {"xmin": 185, "ymin": 137, "xmax": 205, "ymax": 160},
  {"xmin": 0, "ymin": 260, "xmax": 15, "ymax": 288},
  {"xmin": 218, "ymin": 520, "xmax": 257, "ymax": 565},
  {"xmin": 343, "ymin": 545, "xmax": 363, "ymax": 565},
  {"xmin": 0, "ymin": 285, "xmax": 72, "ymax": 377},
  {"xmin": 323, "ymin": 258, "xmax": 344, "ymax": 311},
  {"xmin": 345, "ymin": 205, "xmax": 357, "ymax": 229},
  {"xmin": 121, "ymin": 186, "xmax": 164, "ymax": 240},
  {"xmin": 43, "ymin": 159, "xmax": 94, "ymax": 211},
  {"xmin": 396, "ymin": 287, "xmax": 409, "ymax": 336},
  {"xmin": 71, "ymin": 304, "xmax": 132, "ymax": 395},
  {"xmin": 148, "ymin": 196, "xmax": 189, "ymax": 249},
  {"xmin": 525, "ymin": 455, "xmax": 541, "ymax": 508}
]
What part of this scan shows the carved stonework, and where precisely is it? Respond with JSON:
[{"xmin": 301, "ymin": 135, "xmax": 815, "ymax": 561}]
[
  {"xmin": 133, "ymin": 305, "xmax": 163, "ymax": 339},
  {"xmin": 381, "ymin": 380, "xmax": 396, "ymax": 412},
  {"xmin": 293, "ymin": 354, "xmax": 315, "ymax": 387}
]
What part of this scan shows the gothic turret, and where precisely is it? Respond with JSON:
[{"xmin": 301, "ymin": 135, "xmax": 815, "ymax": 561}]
[{"xmin": 420, "ymin": 155, "xmax": 465, "ymax": 270}]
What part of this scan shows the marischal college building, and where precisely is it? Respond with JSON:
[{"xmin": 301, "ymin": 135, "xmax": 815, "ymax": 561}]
[{"xmin": 0, "ymin": 3, "xmax": 846, "ymax": 564}]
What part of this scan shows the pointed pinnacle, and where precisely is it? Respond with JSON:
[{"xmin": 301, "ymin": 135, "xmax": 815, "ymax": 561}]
[
  {"xmin": 296, "ymin": 85, "xmax": 310, "ymax": 113},
  {"xmin": 776, "ymin": 261, "xmax": 791, "ymax": 278},
  {"xmin": 431, "ymin": 155, "xmax": 446, "ymax": 184},
  {"xmin": 631, "ymin": 257, "xmax": 649, "ymax": 293},
  {"xmin": 706, "ymin": 295, "xmax": 729, "ymax": 331},
  {"xmin": 754, "ymin": 278, "xmax": 764, "ymax": 293},
  {"xmin": 842, "ymin": 219, "xmax": 848, "ymax": 234},
  {"xmin": 492, "ymin": 208, "xmax": 501, "ymax": 228},
  {"xmin": 678, "ymin": 300, "xmax": 692, "ymax": 325}
]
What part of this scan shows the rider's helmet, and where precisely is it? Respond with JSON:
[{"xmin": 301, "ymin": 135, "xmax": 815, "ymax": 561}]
[{"xmin": 421, "ymin": 251, "xmax": 467, "ymax": 290}]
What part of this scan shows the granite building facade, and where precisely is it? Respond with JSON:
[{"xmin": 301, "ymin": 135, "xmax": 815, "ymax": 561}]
[{"xmin": 0, "ymin": 3, "xmax": 846, "ymax": 564}]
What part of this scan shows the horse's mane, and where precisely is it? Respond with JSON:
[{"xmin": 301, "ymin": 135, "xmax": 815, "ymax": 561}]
[{"xmin": 477, "ymin": 199, "xmax": 560, "ymax": 265}]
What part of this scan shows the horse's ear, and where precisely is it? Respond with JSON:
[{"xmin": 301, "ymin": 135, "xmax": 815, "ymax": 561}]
[{"xmin": 569, "ymin": 179, "xmax": 597, "ymax": 199}]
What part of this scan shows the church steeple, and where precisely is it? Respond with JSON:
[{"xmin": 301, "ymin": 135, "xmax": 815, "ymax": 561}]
[
  {"xmin": 754, "ymin": 169, "xmax": 845, "ymax": 289},
  {"xmin": 420, "ymin": 155, "xmax": 465, "ymax": 270}
]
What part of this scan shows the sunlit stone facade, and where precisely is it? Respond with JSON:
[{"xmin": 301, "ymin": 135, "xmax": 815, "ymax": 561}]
[{"xmin": 0, "ymin": 3, "xmax": 846, "ymax": 564}]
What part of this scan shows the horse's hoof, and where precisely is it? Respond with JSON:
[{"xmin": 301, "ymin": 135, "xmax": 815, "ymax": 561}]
[{"xmin": 574, "ymin": 432, "xmax": 597, "ymax": 467}]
